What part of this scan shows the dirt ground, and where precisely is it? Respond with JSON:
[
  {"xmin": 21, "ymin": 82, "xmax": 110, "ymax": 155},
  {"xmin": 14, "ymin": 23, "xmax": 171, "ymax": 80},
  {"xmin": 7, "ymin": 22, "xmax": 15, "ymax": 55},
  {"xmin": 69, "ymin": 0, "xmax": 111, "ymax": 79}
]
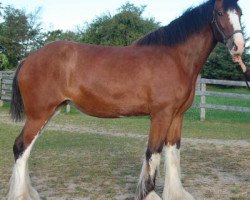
[{"xmin": 0, "ymin": 113, "xmax": 249, "ymax": 200}]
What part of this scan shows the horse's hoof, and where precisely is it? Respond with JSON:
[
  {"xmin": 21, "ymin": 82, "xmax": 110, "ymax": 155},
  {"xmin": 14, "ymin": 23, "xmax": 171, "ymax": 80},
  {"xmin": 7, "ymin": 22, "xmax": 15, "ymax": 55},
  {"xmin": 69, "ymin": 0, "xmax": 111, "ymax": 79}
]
[
  {"xmin": 144, "ymin": 191, "xmax": 162, "ymax": 200},
  {"xmin": 163, "ymin": 188, "xmax": 195, "ymax": 200}
]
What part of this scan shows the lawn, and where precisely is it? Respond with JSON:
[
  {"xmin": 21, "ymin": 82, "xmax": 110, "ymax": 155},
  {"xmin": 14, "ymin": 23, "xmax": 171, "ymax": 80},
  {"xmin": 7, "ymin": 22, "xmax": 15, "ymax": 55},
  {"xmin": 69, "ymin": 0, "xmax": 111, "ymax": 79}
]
[
  {"xmin": 0, "ymin": 121, "xmax": 249, "ymax": 199},
  {"xmin": 0, "ymin": 122, "xmax": 145, "ymax": 199}
]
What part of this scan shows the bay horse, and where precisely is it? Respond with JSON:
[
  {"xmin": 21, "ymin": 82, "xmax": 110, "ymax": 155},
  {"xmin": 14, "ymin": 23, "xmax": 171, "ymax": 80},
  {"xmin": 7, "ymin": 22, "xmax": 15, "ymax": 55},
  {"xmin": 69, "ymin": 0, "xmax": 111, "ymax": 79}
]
[{"xmin": 7, "ymin": 0, "xmax": 245, "ymax": 199}]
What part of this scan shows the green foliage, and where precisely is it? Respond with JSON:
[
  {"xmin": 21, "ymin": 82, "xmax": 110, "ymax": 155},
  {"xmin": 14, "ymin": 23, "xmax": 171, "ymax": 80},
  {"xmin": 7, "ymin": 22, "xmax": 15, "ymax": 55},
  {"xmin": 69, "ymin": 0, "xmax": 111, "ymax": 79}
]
[
  {"xmin": 0, "ymin": 6, "xmax": 42, "ymax": 68},
  {"xmin": 202, "ymin": 43, "xmax": 242, "ymax": 80},
  {"xmin": 80, "ymin": 3, "xmax": 159, "ymax": 46},
  {"xmin": 42, "ymin": 29, "xmax": 81, "ymax": 45},
  {"xmin": 0, "ymin": 53, "xmax": 9, "ymax": 70}
]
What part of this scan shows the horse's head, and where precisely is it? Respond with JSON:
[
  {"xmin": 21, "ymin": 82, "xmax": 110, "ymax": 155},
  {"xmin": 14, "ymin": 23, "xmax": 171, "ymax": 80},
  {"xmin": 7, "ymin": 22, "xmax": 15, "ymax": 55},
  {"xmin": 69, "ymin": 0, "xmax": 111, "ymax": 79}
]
[{"xmin": 212, "ymin": 0, "xmax": 244, "ymax": 56}]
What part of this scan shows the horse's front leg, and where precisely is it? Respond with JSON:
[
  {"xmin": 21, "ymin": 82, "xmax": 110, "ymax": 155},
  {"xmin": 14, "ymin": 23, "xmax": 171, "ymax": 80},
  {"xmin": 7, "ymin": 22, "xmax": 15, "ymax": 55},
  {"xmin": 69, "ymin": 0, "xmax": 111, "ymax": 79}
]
[
  {"xmin": 163, "ymin": 116, "xmax": 194, "ymax": 200},
  {"xmin": 136, "ymin": 110, "xmax": 173, "ymax": 200}
]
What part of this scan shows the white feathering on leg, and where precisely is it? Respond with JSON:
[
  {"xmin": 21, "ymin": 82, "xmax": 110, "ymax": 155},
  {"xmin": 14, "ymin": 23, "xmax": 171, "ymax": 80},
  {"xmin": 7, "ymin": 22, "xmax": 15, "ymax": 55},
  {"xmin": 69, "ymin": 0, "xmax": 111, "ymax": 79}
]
[
  {"xmin": 148, "ymin": 154, "xmax": 161, "ymax": 177},
  {"xmin": 136, "ymin": 153, "xmax": 161, "ymax": 200},
  {"xmin": 163, "ymin": 145, "xmax": 194, "ymax": 200},
  {"xmin": 7, "ymin": 135, "xmax": 40, "ymax": 200}
]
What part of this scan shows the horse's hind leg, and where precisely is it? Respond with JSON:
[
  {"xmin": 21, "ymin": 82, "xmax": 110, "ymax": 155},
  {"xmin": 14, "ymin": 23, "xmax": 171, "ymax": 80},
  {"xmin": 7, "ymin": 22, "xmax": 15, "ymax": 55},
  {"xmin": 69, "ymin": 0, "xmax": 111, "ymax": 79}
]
[
  {"xmin": 7, "ymin": 114, "xmax": 52, "ymax": 200},
  {"xmin": 162, "ymin": 115, "xmax": 194, "ymax": 200}
]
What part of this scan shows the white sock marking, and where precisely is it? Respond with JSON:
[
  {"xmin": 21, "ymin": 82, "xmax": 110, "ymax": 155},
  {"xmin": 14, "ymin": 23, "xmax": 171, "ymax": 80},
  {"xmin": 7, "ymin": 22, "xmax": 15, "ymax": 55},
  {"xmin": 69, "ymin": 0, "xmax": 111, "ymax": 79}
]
[
  {"xmin": 137, "ymin": 153, "xmax": 161, "ymax": 199},
  {"xmin": 163, "ymin": 144, "xmax": 194, "ymax": 200},
  {"xmin": 7, "ymin": 135, "xmax": 41, "ymax": 200},
  {"xmin": 149, "ymin": 153, "xmax": 161, "ymax": 177}
]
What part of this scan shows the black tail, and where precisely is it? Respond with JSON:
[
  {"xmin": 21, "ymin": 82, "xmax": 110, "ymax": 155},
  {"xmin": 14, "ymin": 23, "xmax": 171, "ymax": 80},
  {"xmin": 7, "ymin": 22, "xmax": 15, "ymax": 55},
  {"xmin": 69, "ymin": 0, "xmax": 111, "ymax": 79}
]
[{"xmin": 10, "ymin": 60, "xmax": 25, "ymax": 122}]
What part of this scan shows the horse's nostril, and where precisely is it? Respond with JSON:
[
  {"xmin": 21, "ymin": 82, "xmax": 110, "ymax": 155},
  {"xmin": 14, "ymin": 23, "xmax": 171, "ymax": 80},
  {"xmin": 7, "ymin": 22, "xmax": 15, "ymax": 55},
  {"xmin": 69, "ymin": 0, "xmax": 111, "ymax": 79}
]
[{"xmin": 234, "ymin": 44, "xmax": 238, "ymax": 51}]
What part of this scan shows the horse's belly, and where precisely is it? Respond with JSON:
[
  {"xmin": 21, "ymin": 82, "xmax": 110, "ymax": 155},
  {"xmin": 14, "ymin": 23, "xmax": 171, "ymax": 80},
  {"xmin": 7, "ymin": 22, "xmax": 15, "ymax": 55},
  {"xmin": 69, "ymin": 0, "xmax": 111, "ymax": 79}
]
[{"xmin": 70, "ymin": 87, "xmax": 149, "ymax": 118}]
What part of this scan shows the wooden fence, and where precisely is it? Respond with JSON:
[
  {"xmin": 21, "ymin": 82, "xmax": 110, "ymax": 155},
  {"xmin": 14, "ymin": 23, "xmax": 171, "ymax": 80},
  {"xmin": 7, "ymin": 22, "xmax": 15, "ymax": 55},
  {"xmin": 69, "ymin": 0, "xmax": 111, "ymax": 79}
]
[
  {"xmin": 195, "ymin": 78, "xmax": 250, "ymax": 121},
  {"xmin": 0, "ymin": 71, "xmax": 249, "ymax": 120},
  {"xmin": 0, "ymin": 71, "xmax": 14, "ymax": 104}
]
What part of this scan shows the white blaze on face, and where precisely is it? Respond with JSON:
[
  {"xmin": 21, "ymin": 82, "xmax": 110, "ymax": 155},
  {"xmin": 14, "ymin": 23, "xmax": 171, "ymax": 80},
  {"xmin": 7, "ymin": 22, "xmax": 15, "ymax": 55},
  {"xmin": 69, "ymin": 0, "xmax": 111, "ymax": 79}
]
[{"xmin": 227, "ymin": 10, "xmax": 245, "ymax": 55}]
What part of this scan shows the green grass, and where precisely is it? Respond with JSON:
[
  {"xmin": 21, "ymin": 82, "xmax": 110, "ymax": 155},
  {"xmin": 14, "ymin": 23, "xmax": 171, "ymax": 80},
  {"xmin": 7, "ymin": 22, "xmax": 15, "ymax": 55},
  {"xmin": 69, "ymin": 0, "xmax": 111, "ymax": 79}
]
[
  {"xmin": 0, "ymin": 122, "xmax": 145, "ymax": 199},
  {"xmin": 1, "ymin": 105, "xmax": 249, "ymax": 141},
  {"xmin": 195, "ymin": 85, "xmax": 250, "ymax": 107},
  {"xmin": 194, "ymin": 95, "xmax": 250, "ymax": 107},
  {"xmin": 0, "ymin": 121, "xmax": 249, "ymax": 199},
  {"xmin": 207, "ymin": 85, "xmax": 250, "ymax": 94},
  {"xmin": 183, "ymin": 108, "xmax": 250, "ymax": 140},
  {"xmin": 52, "ymin": 104, "xmax": 250, "ymax": 140},
  {"xmin": 0, "ymin": 102, "xmax": 10, "ymax": 112}
]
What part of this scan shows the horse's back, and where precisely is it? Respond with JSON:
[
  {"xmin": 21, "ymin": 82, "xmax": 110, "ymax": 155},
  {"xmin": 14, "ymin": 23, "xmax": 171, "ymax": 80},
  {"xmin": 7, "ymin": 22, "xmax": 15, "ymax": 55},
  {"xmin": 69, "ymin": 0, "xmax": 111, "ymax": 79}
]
[
  {"xmin": 18, "ymin": 41, "xmax": 191, "ymax": 117},
  {"xmin": 18, "ymin": 41, "xmax": 154, "ymax": 117}
]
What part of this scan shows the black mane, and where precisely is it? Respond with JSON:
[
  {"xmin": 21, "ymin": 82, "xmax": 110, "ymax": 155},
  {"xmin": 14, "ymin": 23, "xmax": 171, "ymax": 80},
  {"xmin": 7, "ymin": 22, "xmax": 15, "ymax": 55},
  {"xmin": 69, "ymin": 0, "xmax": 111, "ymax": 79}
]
[
  {"xmin": 223, "ymin": 0, "xmax": 241, "ymax": 11},
  {"xmin": 136, "ymin": 0, "xmax": 239, "ymax": 46}
]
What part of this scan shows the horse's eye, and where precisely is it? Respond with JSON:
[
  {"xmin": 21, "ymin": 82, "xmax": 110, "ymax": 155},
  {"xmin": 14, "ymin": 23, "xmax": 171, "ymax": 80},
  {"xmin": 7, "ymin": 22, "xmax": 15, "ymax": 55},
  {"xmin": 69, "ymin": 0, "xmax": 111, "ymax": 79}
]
[{"xmin": 218, "ymin": 11, "xmax": 223, "ymax": 16}]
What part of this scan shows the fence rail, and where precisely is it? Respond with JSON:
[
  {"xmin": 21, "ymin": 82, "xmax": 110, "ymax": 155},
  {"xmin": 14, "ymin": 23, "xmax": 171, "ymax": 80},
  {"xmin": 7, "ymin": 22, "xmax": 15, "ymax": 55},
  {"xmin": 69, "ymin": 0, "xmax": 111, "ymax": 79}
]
[
  {"xmin": 196, "ymin": 78, "xmax": 250, "ymax": 121},
  {"xmin": 0, "ymin": 71, "xmax": 14, "ymax": 102},
  {"xmin": 199, "ymin": 78, "xmax": 248, "ymax": 86},
  {"xmin": 0, "ymin": 71, "xmax": 249, "ymax": 120},
  {"xmin": 195, "ymin": 90, "xmax": 250, "ymax": 99}
]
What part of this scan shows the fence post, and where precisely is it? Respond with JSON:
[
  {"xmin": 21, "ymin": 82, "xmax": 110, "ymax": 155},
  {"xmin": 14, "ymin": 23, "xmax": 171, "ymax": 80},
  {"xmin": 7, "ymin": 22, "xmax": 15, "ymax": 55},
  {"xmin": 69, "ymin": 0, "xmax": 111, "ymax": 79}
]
[
  {"xmin": 66, "ymin": 104, "xmax": 71, "ymax": 113},
  {"xmin": 196, "ymin": 74, "xmax": 201, "ymax": 91},
  {"xmin": 200, "ymin": 82, "xmax": 206, "ymax": 121},
  {"xmin": 0, "ymin": 73, "xmax": 2, "ymax": 107}
]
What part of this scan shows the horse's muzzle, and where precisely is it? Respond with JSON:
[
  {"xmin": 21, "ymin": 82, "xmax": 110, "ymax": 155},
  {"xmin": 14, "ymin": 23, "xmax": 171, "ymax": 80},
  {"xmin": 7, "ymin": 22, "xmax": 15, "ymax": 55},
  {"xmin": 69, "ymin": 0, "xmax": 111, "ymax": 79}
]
[
  {"xmin": 230, "ymin": 33, "xmax": 245, "ymax": 55},
  {"xmin": 228, "ymin": 34, "xmax": 245, "ymax": 56}
]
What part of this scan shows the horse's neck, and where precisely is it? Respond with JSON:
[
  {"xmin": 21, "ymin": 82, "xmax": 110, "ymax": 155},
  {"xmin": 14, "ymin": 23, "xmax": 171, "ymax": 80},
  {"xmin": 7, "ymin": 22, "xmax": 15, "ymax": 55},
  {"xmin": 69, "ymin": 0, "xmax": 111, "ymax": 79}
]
[{"xmin": 178, "ymin": 25, "xmax": 217, "ymax": 79}]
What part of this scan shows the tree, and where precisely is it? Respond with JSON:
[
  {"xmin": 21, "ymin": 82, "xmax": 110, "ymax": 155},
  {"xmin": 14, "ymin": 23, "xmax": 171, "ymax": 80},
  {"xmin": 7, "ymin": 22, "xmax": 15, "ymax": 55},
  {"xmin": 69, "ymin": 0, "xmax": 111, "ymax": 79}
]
[
  {"xmin": 0, "ymin": 53, "xmax": 9, "ymax": 70},
  {"xmin": 0, "ymin": 3, "xmax": 2, "ymax": 16},
  {"xmin": 80, "ymin": 3, "xmax": 159, "ymax": 46},
  {"xmin": 0, "ymin": 44, "xmax": 8, "ymax": 70},
  {"xmin": 0, "ymin": 6, "xmax": 42, "ymax": 68},
  {"xmin": 202, "ymin": 26, "xmax": 250, "ymax": 81},
  {"xmin": 42, "ymin": 29, "xmax": 81, "ymax": 45}
]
